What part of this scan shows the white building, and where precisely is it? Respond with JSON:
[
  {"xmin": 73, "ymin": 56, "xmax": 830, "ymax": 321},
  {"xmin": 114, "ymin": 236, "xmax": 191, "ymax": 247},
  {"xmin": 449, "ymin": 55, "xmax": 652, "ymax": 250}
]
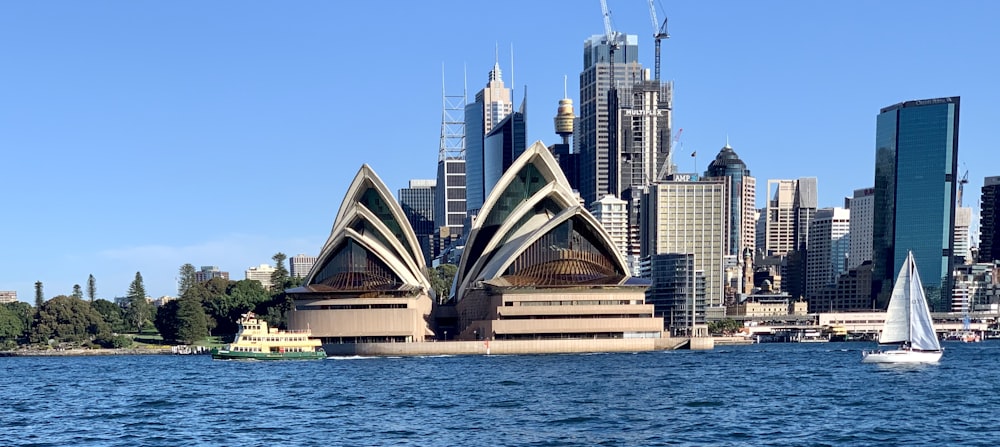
[
  {"xmin": 245, "ymin": 264, "xmax": 277, "ymax": 290},
  {"xmin": 848, "ymin": 187, "xmax": 874, "ymax": 268},
  {"xmin": 955, "ymin": 207, "xmax": 973, "ymax": 265},
  {"xmin": 806, "ymin": 207, "xmax": 851, "ymax": 300},
  {"xmin": 590, "ymin": 194, "xmax": 632, "ymax": 274},
  {"xmin": 290, "ymin": 254, "xmax": 318, "ymax": 279}
]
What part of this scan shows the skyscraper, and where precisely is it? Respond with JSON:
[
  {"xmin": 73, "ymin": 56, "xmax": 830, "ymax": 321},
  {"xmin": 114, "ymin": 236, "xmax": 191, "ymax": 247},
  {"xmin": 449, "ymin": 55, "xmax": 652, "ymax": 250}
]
[
  {"xmin": 399, "ymin": 179, "xmax": 437, "ymax": 265},
  {"xmin": 806, "ymin": 207, "xmax": 851, "ymax": 302},
  {"xmin": 641, "ymin": 176, "xmax": 727, "ymax": 312},
  {"xmin": 873, "ymin": 96, "xmax": 960, "ymax": 312},
  {"xmin": 611, "ymin": 76, "xmax": 672, "ymax": 196},
  {"xmin": 578, "ymin": 33, "xmax": 643, "ymax": 206},
  {"xmin": 435, "ymin": 75, "xmax": 467, "ymax": 255},
  {"xmin": 763, "ymin": 178, "xmax": 818, "ymax": 256},
  {"xmin": 550, "ymin": 95, "xmax": 579, "ymax": 191},
  {"xmin": 590, "ymin": 194, "xmax": 629, "ymax": 272},
  {"xmin": 482, "ymin": 97, "xmax": 526, "ymax": 198},
  {"xmin": 705, "ymin": 142, "xmax": 756, "ymax": 257},
  {"xmin": 847, "ymin": 187, "xmax": 875, "ymax": 269},
  {"xmin": 979, "ymin": 176, "xmax": 1000, "ymax": 263},
  {"xmin": 465, "ymin": 62, "xmax": 513, "ymax": 214}
]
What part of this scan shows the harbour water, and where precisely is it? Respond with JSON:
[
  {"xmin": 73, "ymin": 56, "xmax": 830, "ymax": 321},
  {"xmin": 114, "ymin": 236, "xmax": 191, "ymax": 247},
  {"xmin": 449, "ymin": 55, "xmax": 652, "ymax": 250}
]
[{"xmin": 2, "ymin": 341, "xmax": 998, "ymax": 446}]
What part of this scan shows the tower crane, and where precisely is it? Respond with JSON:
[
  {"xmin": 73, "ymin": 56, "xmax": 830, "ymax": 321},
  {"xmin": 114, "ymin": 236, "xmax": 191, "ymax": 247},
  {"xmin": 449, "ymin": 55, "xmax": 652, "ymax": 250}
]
[
  {"xmin": 655, "ymin": 127, "xmax": 682, "ymax": 181},
  {"xmin": 647, "ymin": 0, "xmax": 670, "ymax": 81},
  {"xmin": 600, "ymin": 0, "xmax": 621, "ymax": 88},
  {"xmin": 958, "ymin": 167, "xmax": 969, "ymax": 207}
]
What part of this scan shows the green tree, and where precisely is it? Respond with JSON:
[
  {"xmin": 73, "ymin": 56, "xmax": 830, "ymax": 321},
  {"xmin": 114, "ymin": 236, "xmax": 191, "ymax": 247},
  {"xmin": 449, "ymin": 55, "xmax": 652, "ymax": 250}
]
[
  {"xmin": 177, "ymin": 263, "xmax": 197, "ymax": 297},
  {"xmin": 0, "ymin": 304, "xmax": 28, "ymax": 347},
  {"xmin": 427, "ymin": 264, "xmax": 458, "ymax": 303},
  {"xmin": 155, "ymin": 298, "xmax": 208, "ymax": 344},
  {"xmin": 71, "ymin": 284, "xmax": 83, "ymax": 300},
  {"xmin": 124, "ymin": 272, "xmax": 152, "ymax": 333},
  {"xmin": 34, "ymin": 281, "xmax": 43, "ymax": 308},
  {"xmin": 31, "ymin": 295, "xmax": 108, "ymax": 344},
  {"xmin": 270, "ymin": 252, "xmax": 290, "ymax": 293},
  {"xmin": 91, "ymin": 299, "xmax": 127, "ymax": 333},
  {"xmin": 87, "ymin": 274, "xmax": 97, "ymax": 302}
]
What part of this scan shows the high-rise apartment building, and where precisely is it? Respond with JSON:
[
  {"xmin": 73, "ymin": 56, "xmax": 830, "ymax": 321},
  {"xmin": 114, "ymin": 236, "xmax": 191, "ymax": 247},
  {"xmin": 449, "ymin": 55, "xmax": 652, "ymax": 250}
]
[
  {"xmin": 979, "ymin": 176, "xmax": 1000, "ymax": 263},
  {"xmin": 289, "ymin": 254, "xmax": 318, "ymax": 279},
  {"xmin": 399, "ymin": 179, "xmax": 436, "ymax": 265},
  {"xmin": 806, "ymin": 207, "xmax": 851, "ymax": 301},
  {"xmin": 245, "ymin": 264, "xmax": 276, "ymax": 290},
  {"xmin": 705, "ymin": 143, "xmax": 756, "ymax": 257},
  {"xmin": 641, "ymin": 176, "xmax": 727, "ymax": 311},
  {"xmin": 465, "ymin": 62, "xmax": 513, "ymax": 214},
  {"xmin": 847, "ymin": 187, "xmax": 875, "ymax": 268},
  {"xmin": 873, "ymin": 96, "xmax": 960, "ymax": 312},
  {"xmin": 578, "ymin": 33, "xmax": 643, "ymax": 206},
  {"xmin": 193, "ymin": 266, "xmax": 229, "ymax": 283}
]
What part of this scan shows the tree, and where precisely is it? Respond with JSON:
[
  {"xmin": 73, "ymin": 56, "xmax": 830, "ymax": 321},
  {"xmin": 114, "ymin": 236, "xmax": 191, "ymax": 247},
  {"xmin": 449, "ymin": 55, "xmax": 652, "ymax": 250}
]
[
  {"xmin": 87, "ymin": 274, "xmax": 97, "ymax": 303},
  {"xmin": 270, "ymin": 252, "xmax": 290, "ymax": 293},
  {"xmin": 0, "ymin": 304, "xmax": 28, "ymax": 347},
  {"xmin": 30, "ymin": 295, "xmax": 108, "ymax": 344},
  {"xmin": 34, "ymin": 281, "xmax": 43, "ymax": 308},
  {"xmin": 155, "ymin": 298, "xmax": 208, "ymax": 344},
  {"xmin": 427, "ymin": 264, "xmax": 458, "ymax": 303},
  {"xmin": 124, "ymin": 272, "xmax": 152, "ymax": 333},
  {"xmin": 177, "ymin": 263, "xmax": 197, "ymax": 297},
  {"xmin": 91, "ymin": 299, "xmax": 127, "ymax": 333},
  {"xmin": 71, "ymin": 284, "xmax": 83, "ymax": 300}
]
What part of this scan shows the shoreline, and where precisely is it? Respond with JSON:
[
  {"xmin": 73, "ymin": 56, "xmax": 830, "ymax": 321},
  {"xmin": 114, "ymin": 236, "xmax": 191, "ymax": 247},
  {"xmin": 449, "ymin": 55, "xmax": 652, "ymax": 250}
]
[{"xmin": 0, "ymin": 348, "xmax": 173, "ymax": 357}]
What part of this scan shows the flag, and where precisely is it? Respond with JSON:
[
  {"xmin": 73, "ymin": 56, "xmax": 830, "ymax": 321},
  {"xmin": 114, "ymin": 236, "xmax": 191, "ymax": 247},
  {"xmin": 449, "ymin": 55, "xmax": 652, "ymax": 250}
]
[{"xmin": 690, "ymin": 151, "xmax": 697, "ymax": 157}]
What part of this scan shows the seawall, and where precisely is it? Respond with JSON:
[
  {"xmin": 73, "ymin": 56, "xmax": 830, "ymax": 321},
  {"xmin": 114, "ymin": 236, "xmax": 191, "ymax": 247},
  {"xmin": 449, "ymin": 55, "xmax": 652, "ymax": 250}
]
[{"xmin": 325, "ymin": 337, "xmax": 713, "ymax": 356}]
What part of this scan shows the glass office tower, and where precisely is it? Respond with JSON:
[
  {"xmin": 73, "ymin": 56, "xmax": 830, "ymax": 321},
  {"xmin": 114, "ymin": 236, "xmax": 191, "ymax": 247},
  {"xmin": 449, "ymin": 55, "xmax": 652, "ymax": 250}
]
[{"xmin": 872, "ymin": 97, "xmax": 960, "ymax": 312}]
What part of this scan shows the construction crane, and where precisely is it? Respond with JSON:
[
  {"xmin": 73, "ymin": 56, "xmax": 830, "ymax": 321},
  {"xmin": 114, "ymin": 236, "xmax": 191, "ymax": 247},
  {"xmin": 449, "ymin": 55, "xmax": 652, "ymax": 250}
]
[
  {"xmin": 647, "ymin": 0, "xmax": 670, "ymax": 81},
  {"xmin": 600, "ymin": 0, "xmax": 620, "ymax": 87},
  {"xmin": 655, "ymin": 127, "xmax": 682, "ymax": 181},
  {"xmin": 958, "ymin": 167, "xmax": 969, "ymax": 207}
]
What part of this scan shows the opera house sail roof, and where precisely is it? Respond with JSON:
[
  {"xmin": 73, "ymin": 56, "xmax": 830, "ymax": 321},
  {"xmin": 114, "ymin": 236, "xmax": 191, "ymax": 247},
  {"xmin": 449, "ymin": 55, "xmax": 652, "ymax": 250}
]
[
  {"xmin": 286, "ymin": 164, "xmax": 434, "ymax": 343},
  {"xmin": 455, "ymin": 141, "xmax": 634, "ymax": 299}
]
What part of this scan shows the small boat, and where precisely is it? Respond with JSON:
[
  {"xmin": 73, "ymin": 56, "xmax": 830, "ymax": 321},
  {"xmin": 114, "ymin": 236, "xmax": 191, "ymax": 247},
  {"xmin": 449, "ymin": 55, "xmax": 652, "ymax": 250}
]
[
  {"xmin": 211, "ymin": 312, "xmax": 326, "ymax": 360},
  {"xmin": 862, "ymin": 251, "xmax": 943, "ymax": 364}
]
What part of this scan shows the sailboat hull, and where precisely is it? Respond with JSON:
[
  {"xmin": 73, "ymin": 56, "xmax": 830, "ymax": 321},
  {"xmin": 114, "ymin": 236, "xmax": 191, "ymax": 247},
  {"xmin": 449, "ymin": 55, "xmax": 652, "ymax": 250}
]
[{"xmin": 861, "ymin": 349, "xmax": 942, "ymax": 364}]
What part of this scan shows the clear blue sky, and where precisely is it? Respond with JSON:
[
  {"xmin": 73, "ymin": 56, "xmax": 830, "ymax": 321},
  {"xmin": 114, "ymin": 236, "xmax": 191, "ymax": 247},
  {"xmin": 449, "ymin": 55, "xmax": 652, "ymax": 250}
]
[{"xmin": 2, "ymin": 1, "xmax": 996, "ymax": 303}]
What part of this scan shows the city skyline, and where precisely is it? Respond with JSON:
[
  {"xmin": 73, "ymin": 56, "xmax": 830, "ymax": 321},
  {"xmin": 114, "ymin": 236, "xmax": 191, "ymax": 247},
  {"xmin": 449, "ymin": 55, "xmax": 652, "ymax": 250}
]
[{"xmin": 2, "ymin": 1, "xmax": 997, "ymax": 301}]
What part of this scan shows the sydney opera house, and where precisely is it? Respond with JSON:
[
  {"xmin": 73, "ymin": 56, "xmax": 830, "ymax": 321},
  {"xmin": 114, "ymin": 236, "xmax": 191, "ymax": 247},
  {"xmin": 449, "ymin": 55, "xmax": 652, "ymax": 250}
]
[{"xmin": 287, "ymin": 142, "xmax": 675, "ymax": 354}]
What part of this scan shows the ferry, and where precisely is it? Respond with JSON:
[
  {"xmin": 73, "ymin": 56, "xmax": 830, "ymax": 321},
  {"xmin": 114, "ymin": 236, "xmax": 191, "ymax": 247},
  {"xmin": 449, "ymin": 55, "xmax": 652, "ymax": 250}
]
[{"xmin": 211, "ymin": 312, "xmax": 326, "ymax": 360}]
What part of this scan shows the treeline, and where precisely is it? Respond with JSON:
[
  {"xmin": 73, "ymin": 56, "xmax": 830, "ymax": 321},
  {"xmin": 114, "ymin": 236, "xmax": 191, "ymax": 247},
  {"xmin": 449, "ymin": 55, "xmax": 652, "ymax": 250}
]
[{"xmin": 0, "ymin": 254, "xmax": 302, "ymax": 349}]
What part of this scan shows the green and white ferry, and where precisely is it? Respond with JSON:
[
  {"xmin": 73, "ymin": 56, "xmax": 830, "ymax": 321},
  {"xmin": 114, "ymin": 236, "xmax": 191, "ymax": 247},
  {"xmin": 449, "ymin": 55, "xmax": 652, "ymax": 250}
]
[{"xmin": 211, "ymin": 312, "xmax": 326, "ymax": 360}]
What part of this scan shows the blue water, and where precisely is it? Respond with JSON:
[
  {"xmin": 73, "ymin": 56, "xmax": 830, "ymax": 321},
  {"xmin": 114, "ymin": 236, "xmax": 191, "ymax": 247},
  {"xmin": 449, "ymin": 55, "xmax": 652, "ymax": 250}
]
[{"xmin": 1, "ymin": 342, "xmax": 997, "ymax": 446}]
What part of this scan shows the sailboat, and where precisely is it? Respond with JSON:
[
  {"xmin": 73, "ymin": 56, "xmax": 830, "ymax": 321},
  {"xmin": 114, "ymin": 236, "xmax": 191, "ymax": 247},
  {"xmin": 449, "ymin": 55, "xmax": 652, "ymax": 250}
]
[{"xmin": 861, "ymin": 251, "xmax": 943, "ymax": 364}]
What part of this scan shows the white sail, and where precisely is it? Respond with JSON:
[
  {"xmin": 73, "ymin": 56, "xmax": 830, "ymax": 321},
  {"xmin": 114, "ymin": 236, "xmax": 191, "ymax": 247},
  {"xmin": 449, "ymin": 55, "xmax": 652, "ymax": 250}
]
[{"xmin": 877, "ymin": 251, "xmax": 940, "ymax": 351}]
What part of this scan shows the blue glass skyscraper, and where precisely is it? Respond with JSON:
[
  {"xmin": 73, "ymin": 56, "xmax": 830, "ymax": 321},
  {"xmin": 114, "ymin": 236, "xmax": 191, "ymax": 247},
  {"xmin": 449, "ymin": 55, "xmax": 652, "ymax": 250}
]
[{"xmin": 872, "ymin": 97, "xmax": 960, "ymax": 312}]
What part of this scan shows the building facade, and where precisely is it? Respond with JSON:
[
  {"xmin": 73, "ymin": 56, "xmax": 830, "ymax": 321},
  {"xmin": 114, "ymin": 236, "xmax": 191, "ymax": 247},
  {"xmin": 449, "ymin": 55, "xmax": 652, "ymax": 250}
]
[
  {"xmin": 848, "ymin": 187, "xmax": 875, "ymax": 268},
  {"xmin": 873, "ymin": 96, "xmax": 960, "ymax": 312},
  {"xmin": 590, "ymin": 194, "xmax": 630, "ymax": 272},
  {"xmin": 762, "ymin": 178, "xmax": 818, "ymax": 256},
  {"xmin": 0, "ymin": 291, "xmax": 16, "ymax": 304},
  {"xmin": 806, "ymin": 207, "xmax": 851, "ymax": 301},
  {"xmin": 482, "ymin": 102, "xmax": 526, "ymax": 200},
  {"xmin": 289, "ymin": 254, "xmax": 318, "ymax": 279},
  {"xmin": 465, "ymin": 63, "xmax": 513, "ymax": 215},
  {"xmin": 980, "ymin": 176, "xmax": 1000, "ymax": 263},
  {"xmin": 578, "ymin": 33, "xmax": 643, "ymax": 206},
  {"xmin": 705, "ymin": 142, "xmax": 756, "ymax": 257},
  {"xmin": 193, "ymin": 266, "xmax": 229, "ymax": 283},
  {"xmin": 641, "ymin": 175, "xmax": 727, "ymax": 311},
  {"xmin": 398, "ymin": 179, "xmax": 436, "ymax": 265},
  {"xmin": 245, "ymin": 264, "xmax": 276, "ymax": 290}
]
